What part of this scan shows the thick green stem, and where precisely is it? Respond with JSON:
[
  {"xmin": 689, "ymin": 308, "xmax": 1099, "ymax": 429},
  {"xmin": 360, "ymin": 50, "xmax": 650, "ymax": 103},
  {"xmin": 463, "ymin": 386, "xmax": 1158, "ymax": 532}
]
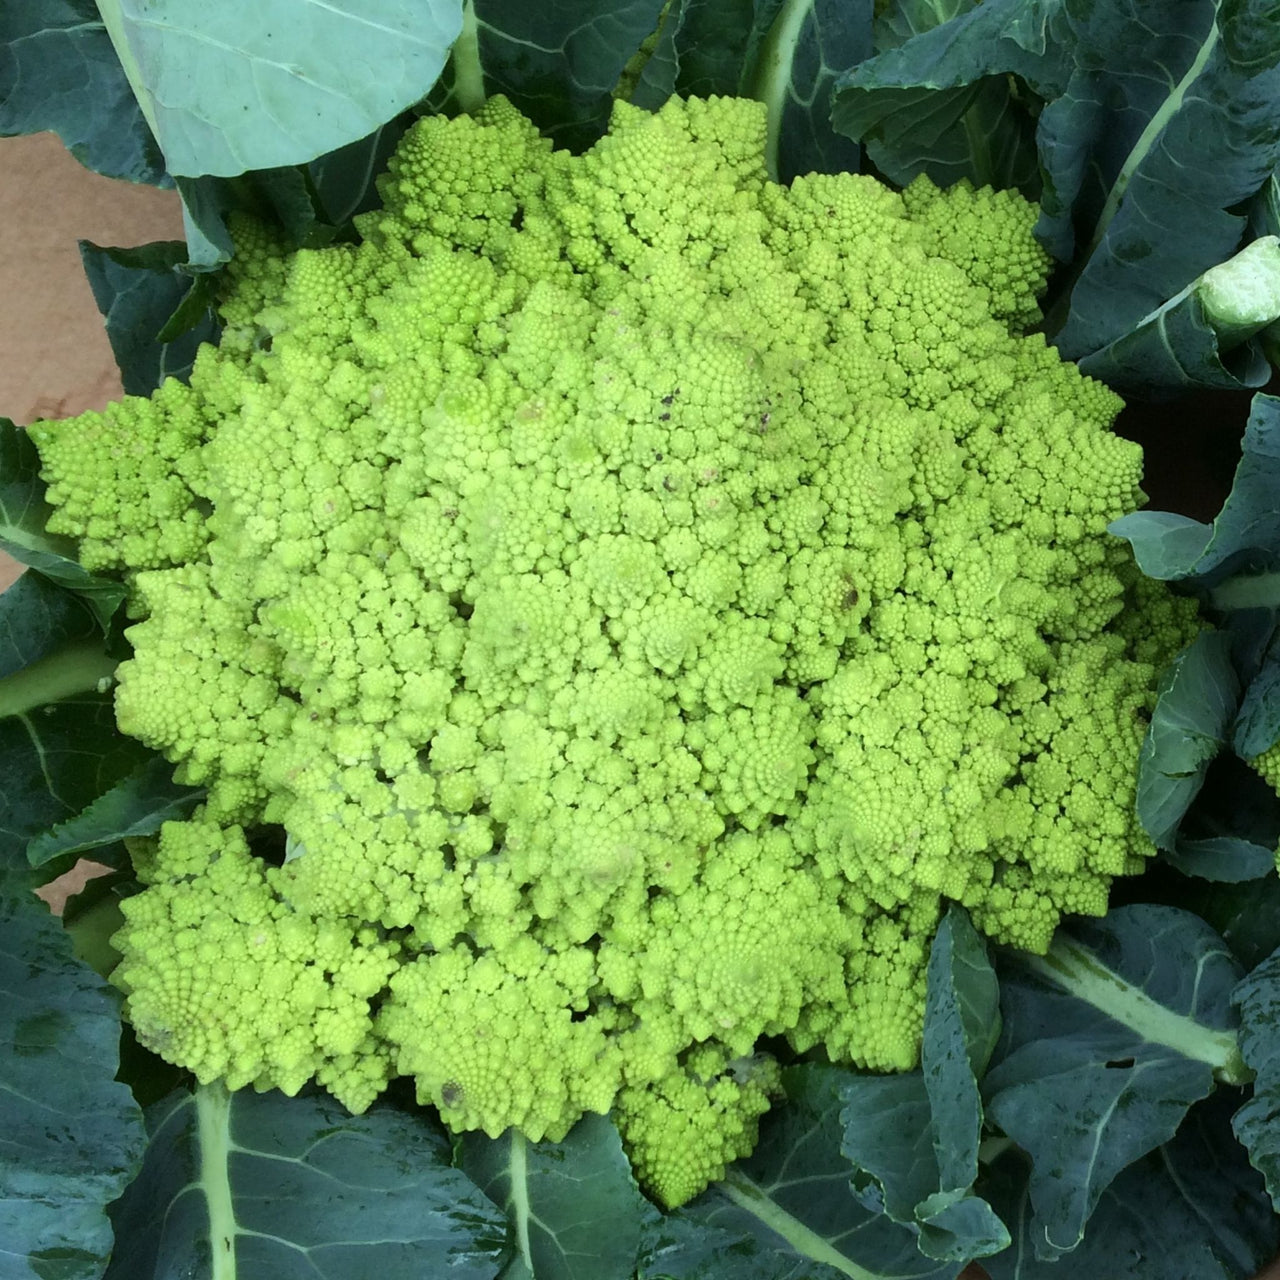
[
  {"xmin": 0, "ymin": 643, "xmax": 117, "ymax": 720},
  {"xmin": 508, "ymin": 1130, "xmax": 534, "ymax": 1272},
  {"xmin": 719, "ymin": 1169, "xmax": 884, "ymax": 1279},
  {"xmin": 1025, "ymin": 936, "xmax": 1252, "ymax": 1086},
  {"xmin": 197, "ymin": 1082, "xmax": 238, "ymax": 1280},
  {"xmin": 450, "ymin": 0, "xmax": 486, "ymax": 115},
  {"xmin": 745, "ymin": 0, "xmax": 816, "ymax": 183}
]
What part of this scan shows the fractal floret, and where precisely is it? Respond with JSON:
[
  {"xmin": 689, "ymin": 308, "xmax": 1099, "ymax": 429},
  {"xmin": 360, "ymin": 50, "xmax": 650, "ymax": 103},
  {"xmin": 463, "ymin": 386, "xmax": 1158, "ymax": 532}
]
[{"xmin": 31, "ymin": 94, "xmax": 1197, "ymax": 1207}]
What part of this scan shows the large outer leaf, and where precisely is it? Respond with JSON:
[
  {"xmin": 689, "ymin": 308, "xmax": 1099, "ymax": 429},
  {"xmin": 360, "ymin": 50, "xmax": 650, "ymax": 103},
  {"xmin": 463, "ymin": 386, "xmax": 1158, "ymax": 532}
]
[
  {"xmin": 1054, "ymin": 0, "xmax": 1280, "ymax": 363},
  {"xmin": 628, "ymin": 0, "xmax": 784, "ymax": 105},
  {"xmin": 94, "ymin": 0, "xmax": 462, "ymax": 178},
  {"xmin": 1231, "ymin": 947, "xmax": 1280, "ymax": 1211},
  {"xmin": 105, "ymin": 1084, "xmax": 506, "ymax": 1278},
  {"xmin": 983, "ymin": 906, "xmax": 1246, "ymax": 1261},
  {"xmin": 0, "ymin": 864, "xmax": 146, "ymax": 1280},
  {"xmin": 1029, "ymin": 0, "xmax": 1219, "ymax": 263},
  {"xmin": 78, "ymin": 241, "xmax": 220, "ymax": 396},
  {"xmin": 0, "ymin": 577, "xmax": 147, "ymax": 865},
  {"xmin": 873, "ymin": 0, "xmax": 970, "ymax": 49},
  {"xmin": 840, "ymin": 1075, "xmax": 935, "ymax": 1225},
  {"xmin": 739, "ymin": 0, "xmax": 870, "ymax": 182},
  {"xmin": 460, "ymin": 1113, "xmax": 648, "ymax": 1280},
  {"xmin": 1233, "ymin": 643, "xmax": 1280, "ymax": 760},
  {"xmin": 0, "ymin": 0, "xmax": 167, "ymax": 182},
  {"xmin": 641, "ymin": 1066, "xmax": 962, "ymax": 1280},
  {"xmin": 982, "ymin": 1092, "xmax": 1280, "ymax": 1280}
]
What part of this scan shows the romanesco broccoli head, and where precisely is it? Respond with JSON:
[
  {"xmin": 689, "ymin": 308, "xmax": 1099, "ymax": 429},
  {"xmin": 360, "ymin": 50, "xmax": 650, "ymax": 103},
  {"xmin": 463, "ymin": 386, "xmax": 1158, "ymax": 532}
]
[{"xmin": 31, "ymin": 93, "xmax": 1199, "ymax": 1209}]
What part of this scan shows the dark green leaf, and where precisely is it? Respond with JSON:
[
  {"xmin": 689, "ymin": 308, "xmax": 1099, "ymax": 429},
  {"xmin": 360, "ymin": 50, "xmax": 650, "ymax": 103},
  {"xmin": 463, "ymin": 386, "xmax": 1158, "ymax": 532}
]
[
  {"xmin": 915, "ymin": 910, "xmax": 1004, "ymax": 1258},
  {"xmin": 0, "ymin": 863, "xmax": 146, "ymax": 1280},
  {"xmin": 645, "ymin": 1066, "xmax": 962, "ymax": 1280},
  {"xmin": 0, "ymin": 0, "xmax": 167, "ymax": 183},
  {"xmin": 0, "ymin": 692, "xmax": 151, "ymax": 868},
  {"xmin": 308, "ymin": 119, "xmax": 413, "ymax": 227},
  {"xmin": 645, "ymin": 0, "xmax": 784, "ymax": 101},
  {"xmin": 1233, "ymin": 636, "xmax": 1280, "ymax": 758},
  {"xmin": 911, "ymin": 1190, "xmax": 1009, "ymax": 1263},
  {"xmin": 1028, "ymin": 0, "xmax": 1219, "ymax": 263},
  {"xmin": 1076, "ymin": 285, "xmax": 1275, "ymax": 396},
  {"xmin": 1252, "ymin": 170, "xmax": 1280, "ymax": 240},
  {"xmin": 831, "ymin": 0, "xmax": 1052, "ymax": 192},
  {"xmin": 27, "ymin": 753, "xmax": 203, "ymax": 866},
  {"xmin": 1231, "ymin": 947, "xmax": 1280, "ymax": 1210},
  {"xmin": 248, "ymin": 167, "xmax": 328, "ymax": 245},
  {"xmin": 1054, "ymin": 0, "xmax": 1280, "ymax": 364},
  {"xmin": 1165, "ymin": 836, "xmax": 1277, "ymax": 882},
  {"xmin": 105, "ymin": 1084, "xmax": 506, "ymax": 1279},
  {"xmin": 620, "ymin": 0, "xmax": 774, "ymax": 114},
  {"xmin": 834, "ymin": 0, "xmax": 1280, "ymax": 392},
  {"xmin": 461, "ymin": 1113, "xmax": 647, "ymax": 1280},
  {"xmin": 93, "ymin": 0, "xmax": 462, "ymax": 178},
  {"xmin": 840, "ymin": 908, "xmax": 1006, "ymax": 1262},
  {"xmin": 983, "ymin": 1092, "xmax": 1279, "ymax": 1279},
  {"xmin": 626, "ymin": 1, "xmax": 681, "ymax": 108},
  {"xmin": 841, "ymin": 1073, "xmax": 936, "ymax": 1221},
  {"xmin": 446, "ymin": 0, "xmax": 668, "ymax": 151},
  {"xmin": 930, "ymin": 903, "xmax": 1001, "ymax": 1081},
  {"xmin": 1136, "ymin": 631, "xmax": 1240, "ymax": 849},
  {"xmin": 0, "ymin": 419, "xmax": 127, "ymax": 630},
  {"xmin": 155, "ymin": 270, "xmax": 219, "ymax": 343},
  {"xmin": 873, "ymin": 0, "xmax": 974, "ymax": 50},
  {"xmin": 0, "ymin": 570, "xmax": 96, "ymax": 680},
  {"xmin": 79, "ymin": 241, "xmax": 220, "ymax": 396},
  {"xmin": 984, "ymin": 906, "xmax": 1247, "ymax": 1261}
]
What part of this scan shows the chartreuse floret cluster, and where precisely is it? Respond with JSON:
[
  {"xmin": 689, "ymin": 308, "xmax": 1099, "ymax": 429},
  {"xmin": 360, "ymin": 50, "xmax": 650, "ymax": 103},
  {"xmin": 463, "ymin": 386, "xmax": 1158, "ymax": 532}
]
[{"xmin": 31, "ymin": 94, "xmax": 1197, "ymax": 1208}]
